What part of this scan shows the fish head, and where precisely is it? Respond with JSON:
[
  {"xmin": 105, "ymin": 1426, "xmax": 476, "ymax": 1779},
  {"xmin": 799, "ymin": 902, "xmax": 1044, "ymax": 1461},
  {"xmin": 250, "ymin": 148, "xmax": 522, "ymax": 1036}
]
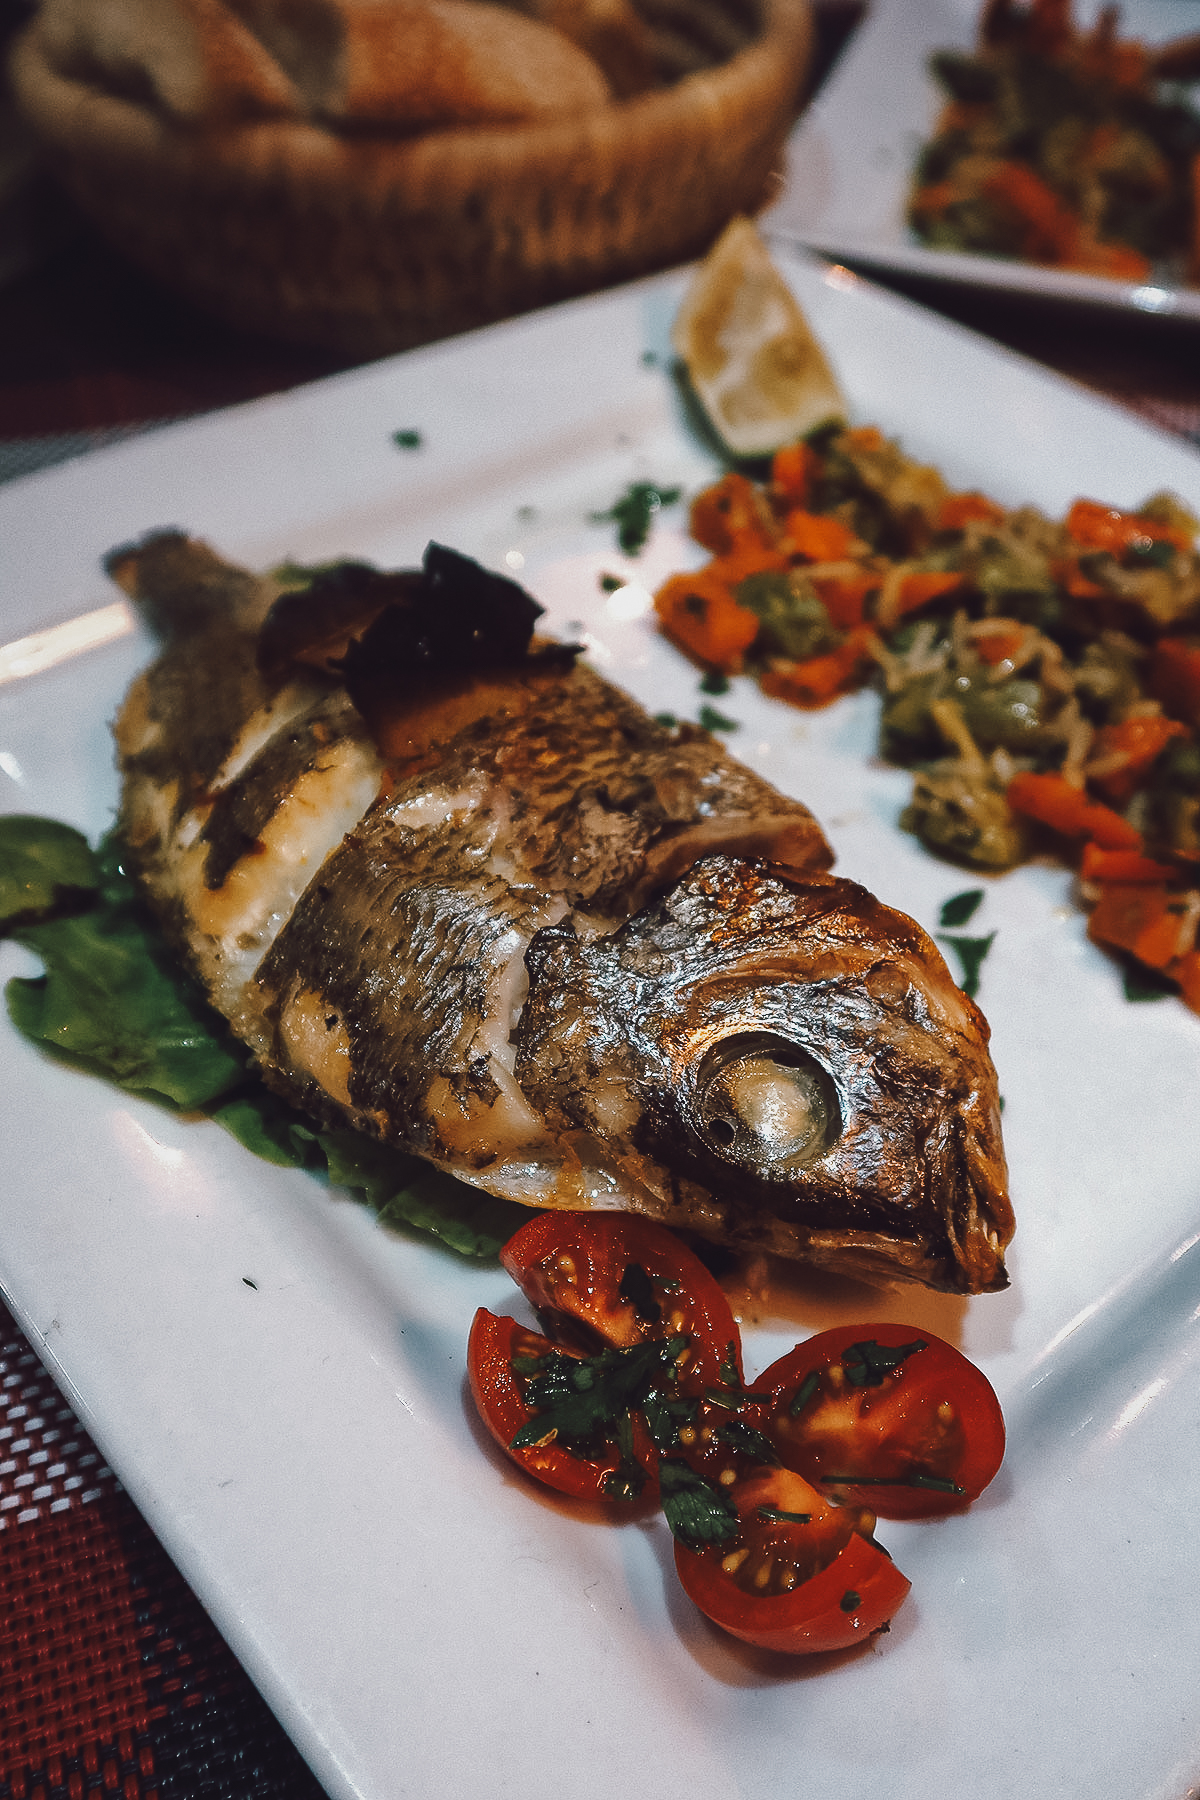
[{"xmin": 514, "ymin": 856, "xmax": 1012, "ymax": 1294}]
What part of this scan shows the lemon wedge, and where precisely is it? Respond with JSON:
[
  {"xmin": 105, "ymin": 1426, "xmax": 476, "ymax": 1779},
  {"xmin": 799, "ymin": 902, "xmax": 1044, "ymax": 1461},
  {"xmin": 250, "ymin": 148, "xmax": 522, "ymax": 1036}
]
[{"xmin": 673, "ymin": 216, "xmax": 846, "ymax": 458}]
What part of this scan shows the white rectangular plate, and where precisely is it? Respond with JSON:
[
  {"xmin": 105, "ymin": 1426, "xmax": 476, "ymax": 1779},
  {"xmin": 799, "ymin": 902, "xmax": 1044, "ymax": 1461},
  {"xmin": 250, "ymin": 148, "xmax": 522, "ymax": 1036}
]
[
  {"xmin": 3, "ymin": 249, "xmax": 1200, "ymax": 1800},
  {"xmin": 769, "ymin": 0, "xmax": 1200, "ymax": 321}
]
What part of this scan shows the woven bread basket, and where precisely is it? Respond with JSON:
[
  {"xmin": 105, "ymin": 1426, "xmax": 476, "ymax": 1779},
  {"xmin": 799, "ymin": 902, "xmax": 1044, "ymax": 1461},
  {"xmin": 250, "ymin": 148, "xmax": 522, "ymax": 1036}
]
[{"xmin": 10, "ymin": 0, "xmax": 812, "ymax": 355}]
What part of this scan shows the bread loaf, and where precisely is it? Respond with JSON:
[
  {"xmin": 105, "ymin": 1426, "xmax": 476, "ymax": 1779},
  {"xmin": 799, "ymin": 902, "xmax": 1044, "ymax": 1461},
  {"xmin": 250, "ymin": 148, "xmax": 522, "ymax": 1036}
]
[
  {"xmin": 37, "ymin": 0, "xmax": 302, "ymax": 121},
  {"xmin": 37, "ymin": 0, "xmax": 613, "ymax": 130},
  {"xmin": 230, "ymin": 0, "xmax": 613, "ymax": 124}
]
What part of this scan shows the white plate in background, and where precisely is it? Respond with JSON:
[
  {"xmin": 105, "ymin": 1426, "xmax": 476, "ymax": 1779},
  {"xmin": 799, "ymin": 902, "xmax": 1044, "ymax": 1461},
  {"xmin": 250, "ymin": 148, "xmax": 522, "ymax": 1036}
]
[{"xmin": 3, "ymin": 249, "xmax": 1200, "ymax": 1800}]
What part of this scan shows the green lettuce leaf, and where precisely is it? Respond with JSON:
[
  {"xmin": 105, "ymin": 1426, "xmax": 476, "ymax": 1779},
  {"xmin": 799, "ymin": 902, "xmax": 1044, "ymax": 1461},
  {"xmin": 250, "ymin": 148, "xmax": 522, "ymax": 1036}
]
[
  {"xmin": 0, "ymin": 814, "xmax": 101, "ymax": 926},
  {"xmin": 2, "ymin": 816, "xmax": 528, "ymax": 1259}
]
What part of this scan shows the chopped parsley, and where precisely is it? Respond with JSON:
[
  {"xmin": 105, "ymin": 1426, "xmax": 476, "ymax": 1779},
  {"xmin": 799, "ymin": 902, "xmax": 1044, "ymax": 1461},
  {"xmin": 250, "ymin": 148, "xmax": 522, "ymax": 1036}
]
[
  {"xmin": 700, "ymin": 669, "xmax": 731, "ymax": 695},
  {"xmin": 698, "ymin": 704, "xmax": 739, "ymax": 734},
  {"xmin": 938, "ymin": 930, "xmax": 996, "ymax": 998},
  {"xmin": 599, "ymin": 572, "xmax": 625, "ymax": 593},
  {"xmin": 592, "ymin": 481, "xmax": 682, "ymax": 555},
  {"xmin": 658, "ymin": 1458, "xmax": 738, "ymax": 1549},
  {"xmin": 1123, "ymin": 960, "xmax": 1175, "ymax": 1002},
  {"xmin": 841, "ymin": 1339, "xmax": 927, "ymax": 1389},
  {"xmin": 509, "ymin": 1336, "xmax": 687, "ymax": 1462},
  {"xmin": 391, "ymin": 429, "xmax": 423, "ymax": 449},
  {"xmin": 939, "ymin": 888, "xmax": 985, "ymax": 928},
  {"xmin": 819, "ymin": 1471, "xmax": 965, "ymax": 1496}
]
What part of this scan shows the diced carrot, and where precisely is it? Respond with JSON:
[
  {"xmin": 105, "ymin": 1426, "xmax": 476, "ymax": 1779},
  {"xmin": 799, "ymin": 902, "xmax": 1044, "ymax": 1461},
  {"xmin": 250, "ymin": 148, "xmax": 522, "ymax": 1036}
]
[
  {"xmin": 654, "ymin": 567, "xmax": 760, "ymax": 671},
  {"xmin": 707, "ymin": 541, "xmax": 788, "ymax": 586},
  {"xmin": 893, "ymin": 569, "xmax": 964, "ymax": 620},
  {"xmin": 1149, "ymin": 638, "xmax": 1200, "ymax": 726},
  {"xmin": 1088, "ymin": 884, "xmax": 1193, "ymax": 970},
  {"xmin": 937, "ymin": 491, "xmax": 1006, "ymax": 531},
  {"xmin": 811, "ymin": 569, "xmax": 878, "ymax": 630},
  {"xmin": 1169, "ymin": 947, "xmax": 1200, "ymax": 1013},
  {"xmin": 1052, "ymin": 554, "xmax": 1107, "ymax": 599},
  {"xmin": 1090, "ymin": 714, "xmax": 1188, "ymax": 801},
  {"xmin": 1066, "ymin": 497, "xmax": 1192, "ymax": 556},
  {"xmin": 1067, "ymin": 235, "xmax": 1152, "ymax": 282},
  {"xmin": 973, "ymin": 624, "xmax": 1026, "ymax": 666},
  {"xmin": 786, "ymin": 510, "xmax": 858, "ymax": 563},
  {"xmin": 910, "ymin": 181, "xmax": 962, "ymax": 217},
  {"xmin": 760, "ymin": 626, "xmax": 877, "ymax": 708},
  {"xmin": 1007, "ymin": 770, "xmax": 1143, "ymax": 849},
  {"xmin": 1080, "ymin": 843, "xmax": 1178, "ymax": 884},
  {"xmin": 689, "ymin": 474, "xmax": 773, "ymax": 556},
  {"xmin": 982, "ymin": 162, "xmax": 1078, "ymax": 260},
  {"xmin": 771, "ymin": 442, "xmax": 814, "ymax": 504}
]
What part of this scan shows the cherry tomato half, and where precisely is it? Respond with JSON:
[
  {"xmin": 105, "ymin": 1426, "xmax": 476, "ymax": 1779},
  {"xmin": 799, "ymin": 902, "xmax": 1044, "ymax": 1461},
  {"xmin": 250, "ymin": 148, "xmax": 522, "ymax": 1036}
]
[
  {"xmin": 468, "ymin": 1309, "xmax": 658, "ymax": 1503},
  {"xmin": 470, "ymin": 1213, "xmax": 743, "ymax": 1505},
  {"xmin": 674, "ymin": 1465, "xmax": 911, "ymax": 1655},
  {"xmin": 756, "ymin": 1323, "xmax": 1006, "ymax": 1519},
  {"xmin": 499, "ymin": 1211, "xmax": 742, "ymax": 1393}
]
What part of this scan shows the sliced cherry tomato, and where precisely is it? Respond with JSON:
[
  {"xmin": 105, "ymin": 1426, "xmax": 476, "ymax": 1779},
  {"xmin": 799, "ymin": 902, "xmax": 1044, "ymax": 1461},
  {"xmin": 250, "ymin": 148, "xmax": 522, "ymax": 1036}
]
[
  {"xmin": 468, "ymin": 1309, "xmax": 658, "ymax": 1503},
  {"xmin": 469, "ymin": 1213, "xmax": 743, "ymax": 1506},
  {"xmin": 673, "ymin": 1465, "xmax": 910, "ymax": 1654},
  {"xmin": 499, "ymin": 1211, "xmax": 741, "ymax": 1392},
  {"xmin": 756, "ymin": 1324, "xmax": 1005, "ymax": 1519}
]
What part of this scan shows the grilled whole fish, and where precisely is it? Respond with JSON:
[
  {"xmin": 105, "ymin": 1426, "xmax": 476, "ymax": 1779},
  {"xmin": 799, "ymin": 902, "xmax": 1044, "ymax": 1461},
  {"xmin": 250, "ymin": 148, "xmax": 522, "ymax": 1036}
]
[{"xmin": 110, "ymin": 533, "xmax": 1014, "ymax": 1293}]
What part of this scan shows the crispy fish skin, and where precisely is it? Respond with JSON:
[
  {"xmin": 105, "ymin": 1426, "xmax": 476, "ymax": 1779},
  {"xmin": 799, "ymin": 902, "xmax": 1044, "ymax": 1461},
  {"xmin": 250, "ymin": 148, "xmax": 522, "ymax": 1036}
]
[{"xmin": 111, "ymin": 533, "xmax": 1013, "ymax": 1294}]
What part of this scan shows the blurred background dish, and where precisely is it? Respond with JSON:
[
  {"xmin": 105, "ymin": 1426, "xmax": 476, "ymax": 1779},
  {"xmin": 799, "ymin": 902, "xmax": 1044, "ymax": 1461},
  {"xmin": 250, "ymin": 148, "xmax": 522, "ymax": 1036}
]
[
  {"xmin": 9, "ymin": 0, "xmax": 814, "ymax": 353},
  {"xmin": 769, "ymin": 0, "xmax": 1200, "ymax": 322}
]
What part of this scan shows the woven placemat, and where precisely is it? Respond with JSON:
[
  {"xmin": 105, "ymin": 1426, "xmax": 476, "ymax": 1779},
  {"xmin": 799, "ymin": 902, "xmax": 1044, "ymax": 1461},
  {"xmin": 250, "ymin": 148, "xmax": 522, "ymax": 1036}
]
[{"xmin": 0, "ymin": 1300, "xmax": 328, "ymax": 1800}]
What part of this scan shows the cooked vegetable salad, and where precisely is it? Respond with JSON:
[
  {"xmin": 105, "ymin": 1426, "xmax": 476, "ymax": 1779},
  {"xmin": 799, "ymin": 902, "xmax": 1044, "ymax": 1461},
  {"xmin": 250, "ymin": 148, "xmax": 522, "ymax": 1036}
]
[
  {"xmin": 908, "ymin": 0, "xmax": 1200, "ymax": 284},
  {"xmin": 653, "ymin": 419, "xmax": 1200, "ymax": 1010}
]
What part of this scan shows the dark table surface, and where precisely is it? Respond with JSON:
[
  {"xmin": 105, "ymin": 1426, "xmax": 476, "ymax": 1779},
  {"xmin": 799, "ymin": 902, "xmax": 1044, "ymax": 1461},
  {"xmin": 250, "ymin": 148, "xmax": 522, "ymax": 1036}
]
[{"xmin": 2, "ymin": 4, "xmax": 1200, "ymax": 1797}]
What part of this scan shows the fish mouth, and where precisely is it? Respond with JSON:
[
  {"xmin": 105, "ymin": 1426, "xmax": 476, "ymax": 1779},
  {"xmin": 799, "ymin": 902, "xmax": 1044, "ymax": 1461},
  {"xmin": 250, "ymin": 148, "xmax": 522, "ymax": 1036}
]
[{"xmin": 683, "ymin": 1031, "xmax": 842, "ymax": 1178}]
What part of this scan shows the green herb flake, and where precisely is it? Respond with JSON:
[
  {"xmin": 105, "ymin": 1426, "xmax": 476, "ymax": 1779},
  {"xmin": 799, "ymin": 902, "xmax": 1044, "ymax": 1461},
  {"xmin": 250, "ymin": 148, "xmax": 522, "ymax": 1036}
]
[
  {"xmin": 391, "ymin": 429, "xmax": 423, "ymax": 449},
  {"xmin": 819, "ymin": 1471, "xmax": 965, "ymax": 1495},
  {"xmin": 599, "ymin": 572, "xmax": 624, "ymax": 593},
  {"xmin": 591, "ymin": 482, "xmax": 682, "ymax": 556},
  {"xmin": 841, "ymin": 1339, "xmax": 926, "ymax": 1389},
  {"xmin": 939, "ymin": 888, "xmax": 985, "ymax": 928},
  {"xmin": 757, "ymin": 1506, "xmax": 812, "ymax": 1524},
  {"xmin": 658, "ymin": 1458, "xmax": 739, "ymax": 1549},
  {"xmin": 700, "ymin": 669, "xmax": 731, "ymax": 695},
  {"xmin": 653, "ymin": 712, "xmax": 679, "ymax": 729},
  {"xmin": 789, "ymin": 1370, "xmax": 821, "ymax": 1417},
  {"xmin": 1123, "ymin": 961, "xmax": 1175, "ymax": 1002},
  {"xmin": 937, "ymin": 931, "xmax": 996, "ymax": 998},
  {"xmin": 839, "ymin": 1589, "xmax": 862, "ymax": 1614},
  {"xmin": 510, "ymin": 1335, "xmax": 688, "ymax": 1460},
  {"xmin": 642, "ymin": 1387, "xmax": 698, "ymax": 1452},
  {"xmin": 714, "ymin": 1419, "xmax": 781, "ymax": 1465},
  {"xmin": 698, "ymin": 704, "xmax": 739, "ymax": 734}
]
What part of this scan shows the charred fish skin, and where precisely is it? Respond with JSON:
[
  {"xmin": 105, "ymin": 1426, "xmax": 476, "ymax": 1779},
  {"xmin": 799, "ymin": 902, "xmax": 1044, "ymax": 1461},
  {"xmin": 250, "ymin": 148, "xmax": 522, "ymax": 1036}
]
[{"xmin": 110, "ymin": 533, "xmax": 1014, "ymax": 1295}]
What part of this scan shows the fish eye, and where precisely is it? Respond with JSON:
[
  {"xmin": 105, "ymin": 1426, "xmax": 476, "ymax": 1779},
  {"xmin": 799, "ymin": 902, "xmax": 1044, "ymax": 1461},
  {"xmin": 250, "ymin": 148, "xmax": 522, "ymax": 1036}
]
[{"xmin": 693, "ymin": 1036, "xmax": 839, "ymax": 1173}]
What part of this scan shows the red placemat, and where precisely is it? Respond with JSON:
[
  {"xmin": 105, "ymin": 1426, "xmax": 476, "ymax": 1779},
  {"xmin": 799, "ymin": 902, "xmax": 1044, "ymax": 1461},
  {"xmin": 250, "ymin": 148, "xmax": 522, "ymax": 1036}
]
[{"xmin": 0, "ymin": 1302, "xmax": 327, "ymax": 1800}]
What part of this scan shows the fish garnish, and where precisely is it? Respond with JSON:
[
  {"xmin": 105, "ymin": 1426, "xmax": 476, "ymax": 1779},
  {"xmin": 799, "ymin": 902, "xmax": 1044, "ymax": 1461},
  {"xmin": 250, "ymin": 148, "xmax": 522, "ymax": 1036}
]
[{"xmin": 109, "ymin": 531, "xmax": 1013, "ymax": 1294}]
